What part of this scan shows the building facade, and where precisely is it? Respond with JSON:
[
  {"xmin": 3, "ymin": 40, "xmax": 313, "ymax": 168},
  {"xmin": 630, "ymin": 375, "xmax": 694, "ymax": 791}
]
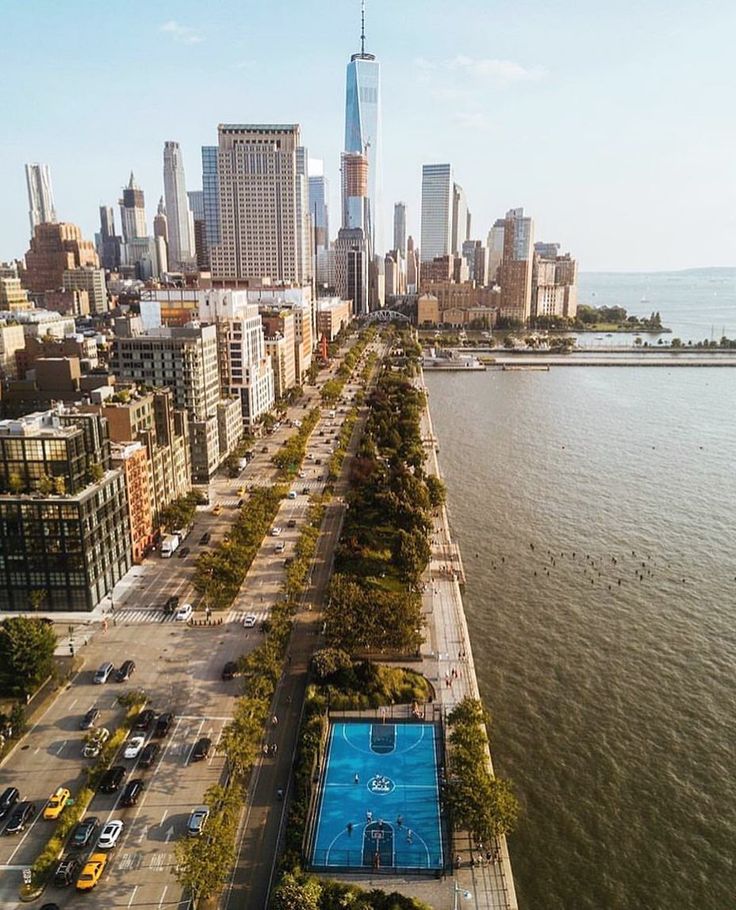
[
  {"xmin": 111, "ymin": 441, "xmax": 153, "ymax": 564},
  {"xmin": 498, "ymin": 208, "xmax": 535, "ymax": 323},
  {"xmin": 210, "ymin": 124, "xmax": 309, "ymax": 285},
  {"xmin": 163, "ymin": 141, "xmax": 195, "ymax": 270},
  {"xmin": 420, "ymin": 164, "xmax": 453, "ymax": 262},
  {"xmin": 119, "ymin": 172, "xmax": 147, "ymax": 243},
  {"xmin": 62, "ymin": 267, "xmax": 107, "ymax": 314},
  {"xmin": 20, "ymin": 222, "xmax": 99, "ymax": 296},
  {"xmin": 393, "ymin": 202, "xmax": 406, "ymax": 255},
  {"xmin": 0, "ymin": 409, "xmax": 132, "ymax": 611}
]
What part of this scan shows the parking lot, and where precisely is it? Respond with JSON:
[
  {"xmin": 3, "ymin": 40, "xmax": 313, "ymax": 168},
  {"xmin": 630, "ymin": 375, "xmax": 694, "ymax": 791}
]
[{"xmin": 0, "ymin": 342, "xmax": 374, "ymax": 910}]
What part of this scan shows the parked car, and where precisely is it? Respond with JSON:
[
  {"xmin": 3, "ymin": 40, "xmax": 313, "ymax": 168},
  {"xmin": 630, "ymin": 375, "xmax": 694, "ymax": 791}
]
[
  {"xmin": 212, "ymin": 504, "xmax": 222, "ymax": 516},
  {"xmin": 177, "ymin": 546, "xmax": 190, "ymax": 558},
  {"xmin": 98, "ymin": 766, "xmax": 126, "ymax": 794},
  {"xmin": 43, "ymin": 787, "xmax": 71, "ymax": 820},
  {"xmin": 275, "ymin": 542, "xmax": 285, "ymax": 554},
  {"xmin": 75, "ymin": 854, "xmax": 107, "ymax": 892},
  {"xmin": 120, "ymin": 779, "xmax": 144, "ymax": 808},
  {"xmin": 302, "ymin": 486, "xmax": 310, "ymax": 494},
  {"xmin": 123, "ymin": 736, "xmax": 145, "ymax": 760},
  {"xmin": 70, "ymin": 816, "xmax": 99, "ymax": 849},
  {"xmin": 93, "ymin": 662, "xmax": 114, "ymax": 685},
  {"xmin": 186, "ymin": 805, "xmax": 209, "ymax": 837},
  {"xmin": 287, "ymin": 491, "xmax": 297, "ymax": 500},
  {"xmin": 53, "ymin": 857, "xmax": 81, "ymax": 887},
  {"xmin": 287, "ymin": 519, "xmax": 297, "ymax": 528},
  {"xmin": 221, "ymin": 661, "xmax": 238, "ymax": 681},
  {"xmin": 199, "ymin": 532, "xmax": 210, "ymax": 546},
  {"xmin": 243, "ymin": 614, "xmax": 257, "ymax": 628},
  {"xmin": 134, "ymin": 709, "xmax": 156, "ymax": 731},
  {"xmin": 79, "ymin": 707, "xmax": 100, "ymax": 730},
  {"xmin": 190, "ymin": 737, "xmax": 212, "ymax": 762},
  {"xmin": 4, "ymin": 801, "xmax": 35, "ymax": 834},
  {"xmin": 270, "ymin": 527, "xmax": 282, "ymax": 537},
  {"xmin": 83, "ymin": 728, "xmax": 109, "ymax": 758},
  {"xmin": 154, "ymin": 713, "xmax": 173, "ymax": 737},
  {"xmin": 96, "ymin": 820, "xmax": 124, "ymax": 849},
  {"xmin": 138, "ymin": 742, "xmax": 160, "ymax": 769},
  {"xmin": 0, "ymin": 787, "xmax": 19, "ymax": 820},
  {"xmin": 115, "ymin": 660, "xmax": 136, "ymax": 682},
  {"xmin": 174, "ymin": 603, "xmax": 193, "ymax": 622}
]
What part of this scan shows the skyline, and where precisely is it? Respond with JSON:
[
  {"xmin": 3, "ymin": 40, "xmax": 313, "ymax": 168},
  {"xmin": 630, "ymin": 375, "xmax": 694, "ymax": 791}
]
[{"xmin": 2, "ymin": 0, "xmax": 736, "ymax": 270}]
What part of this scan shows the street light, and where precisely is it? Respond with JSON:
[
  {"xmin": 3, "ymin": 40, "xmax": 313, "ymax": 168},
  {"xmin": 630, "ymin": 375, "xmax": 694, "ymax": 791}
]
[{"xmin": 452, "ymin": 882, "xmax": 472, "ymax": 910}]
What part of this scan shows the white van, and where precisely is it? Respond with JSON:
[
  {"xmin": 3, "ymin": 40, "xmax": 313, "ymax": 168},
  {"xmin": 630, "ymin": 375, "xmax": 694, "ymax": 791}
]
[
  {"xmin": 287, "ymin": 490, "xmax": 297, "ymax": 500},
  {"xmin": 93, "ymin": 662, "xmax": 114, "ymax": 685}
]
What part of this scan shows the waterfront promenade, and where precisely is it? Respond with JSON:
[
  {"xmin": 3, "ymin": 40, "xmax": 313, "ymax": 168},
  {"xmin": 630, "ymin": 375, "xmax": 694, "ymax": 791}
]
[{"xmin": 360, "ymin": 365, "xmax": 519, "ymax": 910}]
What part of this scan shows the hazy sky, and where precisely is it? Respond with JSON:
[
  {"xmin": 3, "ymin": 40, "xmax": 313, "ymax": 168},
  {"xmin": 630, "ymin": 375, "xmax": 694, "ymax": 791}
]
[{"xmin": 1, "ymin": 0, "xmax": 735, "ymax": 271}]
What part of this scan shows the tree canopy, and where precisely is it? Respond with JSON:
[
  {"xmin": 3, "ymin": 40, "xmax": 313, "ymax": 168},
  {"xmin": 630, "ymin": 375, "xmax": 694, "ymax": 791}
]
[{"xmin": 0, "ymin": 616, "xmax": 57, "ymax": 698}]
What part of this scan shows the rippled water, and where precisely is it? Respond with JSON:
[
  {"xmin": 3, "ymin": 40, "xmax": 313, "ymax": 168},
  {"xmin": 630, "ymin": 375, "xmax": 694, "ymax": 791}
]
[{"xmin": 426, "ymin": 367, "xmax": 736, "ymax": 910}]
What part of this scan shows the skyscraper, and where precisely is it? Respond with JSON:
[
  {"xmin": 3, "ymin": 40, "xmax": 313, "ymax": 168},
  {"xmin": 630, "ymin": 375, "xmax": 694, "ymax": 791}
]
[
  {"xmin": 420, "ymin": 164, "xmax": 453, "ymax": 262},
  {"xmin": 210, "ymin": 124, "xmax": 308, "ymax": 284},
  {"xmin": 308, "ymin": 166, "xmax": 330, "ymax": 250},
  {"xmin": 188, "ymin": 191, "xmax": 208, "ymax": 270},
  {"xmin": 25, "ymin": 164, "xmax": 57, "ymax": 234},
  {"xmin": 341, "ymin": 152, "xmax": 369, "ymax": 231},
  {"xmin": 119, "ymin": 173, "xmax": 147, "ymax": 243},
  {"xmin": 344, "ymin": 1, "xmax": 382, "ymax": 256},
  {"xmin": 201, "ymin": 146, "xmax": 220, "ymax": 252},
  {"xmin": 96, "ymin": 206, "xmax": 122, "ymax": 271},
  {"xmin": 393, "ymin": 202, "xmax": 406, "ymax": 255},
  {"xmin": 498, "ymin": 207, "xmax": 535, "ymax": 322},
  {"xmin": 451, "ymin": 183, "xmax": 469, "ymax": 255},
  {"xmin": 163, "ymin": 141, "xmax": 195, "ymax": 270}
]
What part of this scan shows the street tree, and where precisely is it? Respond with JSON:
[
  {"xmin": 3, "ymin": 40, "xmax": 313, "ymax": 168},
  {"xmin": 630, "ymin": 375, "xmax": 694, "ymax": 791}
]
[{"xmin": 0, "ymin": 616, "xmax": 57, "ymax": 697}]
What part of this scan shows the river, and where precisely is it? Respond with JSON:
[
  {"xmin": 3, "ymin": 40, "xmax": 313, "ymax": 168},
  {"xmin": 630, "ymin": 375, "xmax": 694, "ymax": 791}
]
[{"xmin": 425, "ymin": 361, "xmax": 736, "ymax": 910}]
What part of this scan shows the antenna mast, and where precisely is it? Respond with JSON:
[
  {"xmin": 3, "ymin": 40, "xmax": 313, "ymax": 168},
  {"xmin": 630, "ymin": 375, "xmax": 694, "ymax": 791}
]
[{"xmin": 361, "ymin": 0, "xmax": 366, "ymax": 54}]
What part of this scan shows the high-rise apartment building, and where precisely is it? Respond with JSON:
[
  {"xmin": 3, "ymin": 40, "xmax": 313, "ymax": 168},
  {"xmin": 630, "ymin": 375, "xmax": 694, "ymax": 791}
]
[
  {"xmin": 187, "ymin": 191, "xmax": 208, "ymax": 269},
  {"xmin": 532, "ymin": 243, "xmax": 578, "ymax": 320},
  {"xmin": 0, "ymin": 408, "xmax": 132, "ymax": 611},
  {"xmin": 451, "ymin": 183, "xmax": 469, "ymax": 255},
  {"xmin": 344, "ymin": 5, "xmax": 383, "ymax": 257},
  {"xmin": 341, "ymin": 152, "xmax": 369, "ymax": 232},
  {"xmin": 335, "ymin": 228, "xmax": 368, "ymax": 316},
  {"xmin": 420, "ymin": 164, "xmax": 453, "ymax": 262},
  {"xmin": 119, "ymin": 172, "xmax": 147, "ymax": 242},
  {"xmin": 498, "ymin": 208, "xmax": 535, "ymax": 323},
  {"xmin": 163, "ymin": 141, "xmax": 195, "ymax": 270},
  {"xmin": 20, "ymin": 222, "xmax": 99, "ymax": 296},
  {"xmin": 406, "ymin": 236, "xmax": 420, "ymax": 293},
  {"xmin": 0, "ymin": 276, "xmax": 31, "ymax": 311},
  {"xmin": 487, "ymin": 220, "xmax": 505, "ymax": 285},
  {"xmin": 25, "ymin": 164, "xmax": 57, "ymax": 235},
  {"xmin": 111, "ymin": 321, "xmax": 229, "ymax": 481},
  {"xmin": 393, "ymin": 202, "xmax": 406, "ymax": 255},
  {"xmin": 210, "ymin": 124, "xmax": 309, "ymax": 285}
]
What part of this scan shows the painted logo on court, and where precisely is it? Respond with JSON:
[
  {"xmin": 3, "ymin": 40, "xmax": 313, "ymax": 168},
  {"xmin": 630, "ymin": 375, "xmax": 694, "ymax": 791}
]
[{"xmin": 368, "ymin": 775, "xmax": 395, "ymax": 794}]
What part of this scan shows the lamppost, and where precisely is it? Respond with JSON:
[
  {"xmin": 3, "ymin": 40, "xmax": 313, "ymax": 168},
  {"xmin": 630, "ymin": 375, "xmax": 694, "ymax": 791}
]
[{"xmin": 452, "ymin": 882, "xmax": 472, "ymax": 910}]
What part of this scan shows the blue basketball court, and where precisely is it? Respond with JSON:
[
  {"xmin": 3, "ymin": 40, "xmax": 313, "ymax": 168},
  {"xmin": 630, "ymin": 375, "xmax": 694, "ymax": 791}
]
[{"xmin": 310, "ymin": 721, "xmax": 444, "ymax": 871}]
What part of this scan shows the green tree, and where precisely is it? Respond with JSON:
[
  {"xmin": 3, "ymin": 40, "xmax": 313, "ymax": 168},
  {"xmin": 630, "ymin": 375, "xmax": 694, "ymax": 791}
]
[
  {"xmin": 53, "ymin": 476, "xmax": 66, "ymax": 496},
  {"xmin": 28, "ymin": 589, "xmax": 46, "ymax": 612},
  {"xmin": 174, "ymin": 783, "xmax": 241, "ymax": 902},
  {"xmin": 0, "ymin": 617, "xmax": 57, "ymax": 697},
  {"xmin": 271, "ymin": 872, "xmax": 321, "ymax": 910},
  {"xmin": 88, "ymin": 463, "xmax": 104, "ymax": 484},
  {"xmin": 425, "ymin": 475, "xmax": 446, "ymax": 509},
  {"xmin": 37, "ymin": 473, "xmax": 53, "ymax": 496},
  {"xmin": 218, "ymin": 697, "xmax": 267, "ymax": 779},
  {"xmin": 312, "ymin": 647, "xmax": 352, "ymax": 680},
  {"xmin": 8, "ymin": 473, "xmax": 24, "ymax": 494},
  {"xmin": 392, "ymin": 528, "xmax": 431, "ymax": 585}
]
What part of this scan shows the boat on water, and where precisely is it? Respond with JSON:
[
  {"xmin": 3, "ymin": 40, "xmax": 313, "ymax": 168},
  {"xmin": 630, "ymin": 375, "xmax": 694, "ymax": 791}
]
[{"xmin": 640, "ymin": 295, "xmax": 649, "ymax": 303}]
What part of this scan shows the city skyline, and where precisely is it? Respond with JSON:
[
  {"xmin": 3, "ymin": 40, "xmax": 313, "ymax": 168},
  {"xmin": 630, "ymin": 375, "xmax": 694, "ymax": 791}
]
[{"xmin": 1, "ymin": 0, "xmax": 735, "ymax": 270}]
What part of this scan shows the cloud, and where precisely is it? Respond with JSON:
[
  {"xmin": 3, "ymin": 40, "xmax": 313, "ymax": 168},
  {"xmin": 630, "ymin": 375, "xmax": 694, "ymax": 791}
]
[
  {"xmin": 414, "ymin": 54, "xmax": 545, "ymax": 85},
  {"xmin": 160, "ymin": 20, "xmax": 203, "ymax": 45},
  {"xmin": 453, "ymin": 110, "xmax": 491, "ymax": 130}
]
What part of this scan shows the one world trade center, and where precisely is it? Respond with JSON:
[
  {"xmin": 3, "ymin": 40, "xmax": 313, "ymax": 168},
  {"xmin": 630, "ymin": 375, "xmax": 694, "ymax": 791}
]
[{"xmin": 344, "ymin": 1, "xmax": 383, "ymax": 263}]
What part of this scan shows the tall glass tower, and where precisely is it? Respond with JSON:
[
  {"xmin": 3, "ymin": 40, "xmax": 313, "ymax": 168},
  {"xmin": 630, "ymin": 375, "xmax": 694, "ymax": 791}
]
[{"xmin": 344, "ymin": 1, "xmax": 382, "ymax": 258}]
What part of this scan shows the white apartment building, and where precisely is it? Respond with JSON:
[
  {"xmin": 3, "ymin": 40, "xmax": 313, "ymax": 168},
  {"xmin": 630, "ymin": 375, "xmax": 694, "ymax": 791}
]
[{"xmin": 420, "ymin": 164, "xmax": 453, "ymax": 262}]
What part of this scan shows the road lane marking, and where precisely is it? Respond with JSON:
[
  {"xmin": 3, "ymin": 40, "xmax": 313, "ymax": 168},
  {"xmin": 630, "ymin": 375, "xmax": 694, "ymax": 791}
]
[
  {"xmin": 68, "ymin": 698, "xmax": 78, "ymax": 710},
  {"xmin": 55, "ymin": 740, "xmax": 67, "ymax": 755},
  {"xmin": 160, "ymin": 809, "xmax": 168, "ymax": 826},
  {"xmin": 127, "ymin": 884, "xmax": 138, "ymax": 906},
  {"xmin": 158, "ymin": 885, "xmax": 169, "ymax": 905}
]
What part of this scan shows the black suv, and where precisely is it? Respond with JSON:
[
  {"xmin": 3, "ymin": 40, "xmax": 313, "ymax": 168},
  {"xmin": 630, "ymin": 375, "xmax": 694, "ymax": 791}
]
[
  {"xmin": 138, "ymin": 743, "xmax": 160, "ymax": 769},
  {"xmin": 154, "ymin": 712, "xmax": 173, "ymax": 737},
  {"xmin": 120, "ymin": 779, "xmax": 144, "ymax": 807},
  {"xmin": 79, "ymin": 707, "xmax": 100, "ymax": 730},
  {"xmin": 115, "ymin": 660, "xmax": 136, "ymax": 682},
  {"xmin": 70, "ymin": 816, "xmax": 99, "ymax": 849},
  {"xmin": 199, "ymin": 532, "xmax": 210, "ymax": 546},
  {"xmin": 221, "ymin": 661, "xmax": 238, "ymax": 681},
  {"xmin": 163, "ymin": 595, "xmax": 179, "ymax": 615},
  {"xmin": 53, "ymin": 857, "xmax": 81, "ymax": 887},
  {"xmin": 5, "ymin": 801, "xmax": 35, "ymax": 834},
  {"xmin": 98, "ymin": 765, "xmax": 126, "ymax": 794},
  {"xmin": 0, "ymin": 786, "xmax": 19, "ymax": 820},
  {"xmin": 134, "ymin": 709, "xmax": 155, "ymax": 731},
  {"xmin": 190, "ymin": 737, "xmax": 212, "ymax": 762}
]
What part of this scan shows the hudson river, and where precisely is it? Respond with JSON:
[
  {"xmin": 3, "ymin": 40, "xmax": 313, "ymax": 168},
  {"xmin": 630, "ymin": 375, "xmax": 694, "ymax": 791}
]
[{"xmin": 425, "ymin": 271, "xmax": 736, "ymax": 909}]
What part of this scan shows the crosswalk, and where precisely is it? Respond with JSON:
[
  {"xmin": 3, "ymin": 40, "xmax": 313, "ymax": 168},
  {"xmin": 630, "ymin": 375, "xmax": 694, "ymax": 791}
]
[{"xmin": 109, "ymin": 608, "xmax": 271, "ymax": 625}]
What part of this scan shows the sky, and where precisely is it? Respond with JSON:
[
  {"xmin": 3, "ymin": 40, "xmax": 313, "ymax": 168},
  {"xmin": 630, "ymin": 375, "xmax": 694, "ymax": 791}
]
[{"xmin": 1, "ymin": 0, "xmax": 735, "ymax": 271}]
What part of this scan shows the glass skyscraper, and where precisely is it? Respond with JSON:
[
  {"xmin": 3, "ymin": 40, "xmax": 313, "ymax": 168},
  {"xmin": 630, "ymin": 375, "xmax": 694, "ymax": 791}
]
[
  {"xmin": 344, "ymin": 19, "xmax": 382, "ymax": 258},
  {"xmin": 202, "ymin": 146, "xmax": 220, "ymax": 250}
]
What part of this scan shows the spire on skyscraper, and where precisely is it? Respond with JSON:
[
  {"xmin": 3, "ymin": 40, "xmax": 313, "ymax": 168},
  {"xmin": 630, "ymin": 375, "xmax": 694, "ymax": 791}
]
[{"xmin": 361, "ymin": 0, "xmax": 365, "ymax": 55}]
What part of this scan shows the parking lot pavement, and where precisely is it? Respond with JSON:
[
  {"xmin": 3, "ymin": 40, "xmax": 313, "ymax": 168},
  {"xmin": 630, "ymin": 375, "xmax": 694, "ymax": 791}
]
[{"xmin": 0, "ymin": 620, "xmax": 252, "ymax": 910}]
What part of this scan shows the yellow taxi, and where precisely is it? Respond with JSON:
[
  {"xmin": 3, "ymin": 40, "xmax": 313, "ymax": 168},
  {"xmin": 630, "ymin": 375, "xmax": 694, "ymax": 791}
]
[
  {"xmin": 43, "ymin": 786, "xmax": 71, "ymax": 820},
  {"xmin": 237, "ymin": 487, "xmax": 246, "ymax": 496},
  {"xmin": 75, "ymin": 853, "xmax": 107, "ymax": 891},
  {"xmin": 212, "ymin": 503, "xmax": 222, "ymax": 515}
]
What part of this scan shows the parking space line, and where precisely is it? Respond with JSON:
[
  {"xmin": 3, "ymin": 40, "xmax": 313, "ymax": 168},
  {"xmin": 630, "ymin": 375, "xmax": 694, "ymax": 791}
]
[
  {"xmin": 55, "ymin": 740, "xmax": 67, "ymax": 755},
  {"xmin": 158, "ymin": 885, "xmax": 168, "ymax": 907},
  {"xmin": 127, "ymin": 885, "xmax": 139, "ymax": 907}
]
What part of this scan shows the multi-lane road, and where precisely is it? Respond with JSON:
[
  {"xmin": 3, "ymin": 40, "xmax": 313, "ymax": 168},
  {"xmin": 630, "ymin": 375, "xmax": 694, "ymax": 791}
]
[{"xmin": 0, "ymin": 341, "xmax": 377, "ymax": 910}]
